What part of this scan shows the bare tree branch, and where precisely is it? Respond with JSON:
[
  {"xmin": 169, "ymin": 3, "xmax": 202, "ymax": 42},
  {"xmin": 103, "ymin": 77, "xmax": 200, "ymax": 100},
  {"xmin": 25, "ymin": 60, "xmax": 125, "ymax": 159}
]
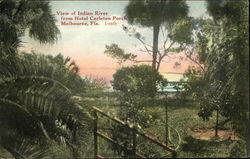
[
  {"xmin": 184, "ymin": 48, "xmax": 205, "ymax": 72},
  {"xmin": 163, "ymin": 41, "xmax": 175, "ymax": 57},
  {"xmin": 135, "ymin": 36, "xmax": 153, "ymax": 56},
  {"xmin": 139, "ymin": 48, "xmax": 153, "ymax": 56},
  {"xmin": 163, "ymin": 37, "xmax": 169, "ymax": 51}
]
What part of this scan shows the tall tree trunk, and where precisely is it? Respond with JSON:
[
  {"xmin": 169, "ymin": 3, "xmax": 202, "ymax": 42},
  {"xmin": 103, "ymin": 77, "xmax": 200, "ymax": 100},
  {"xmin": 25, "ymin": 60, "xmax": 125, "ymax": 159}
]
[
  {"xmin": 156, "ymin": 56, "xmax": 161, "ymax": 72},
  {"xmin": 152, "ymin": 25, "xmax": 160, "ymax": 70}
]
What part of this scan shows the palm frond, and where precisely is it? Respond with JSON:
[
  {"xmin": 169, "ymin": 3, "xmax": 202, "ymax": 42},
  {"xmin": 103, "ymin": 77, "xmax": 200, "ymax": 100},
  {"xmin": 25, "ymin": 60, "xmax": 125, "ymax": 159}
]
[
  {"xmin": 0, "ymin": 52, "xmax": 91, "ymax": 150},
  {"xmin": 2, "ymin": 139, "xmax": 49, "ymax": 159}
]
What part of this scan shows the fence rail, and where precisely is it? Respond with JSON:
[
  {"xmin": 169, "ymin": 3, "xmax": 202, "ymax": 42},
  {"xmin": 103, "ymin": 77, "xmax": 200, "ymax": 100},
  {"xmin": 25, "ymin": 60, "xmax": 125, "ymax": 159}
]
[{"xmin": 93, "ymin": 106, "xmax": 177, "ymax": 158}]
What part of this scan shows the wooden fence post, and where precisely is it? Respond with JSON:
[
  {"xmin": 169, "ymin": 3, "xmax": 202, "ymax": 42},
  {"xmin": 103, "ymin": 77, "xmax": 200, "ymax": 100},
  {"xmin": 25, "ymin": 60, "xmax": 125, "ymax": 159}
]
[
  {"xmin": 172, "ymin": 151, "xmax": 177, "ymax": 158},
  {"xmin": 92, "ymin": 106, "xmax": 177, "ymax": 158},
  {"xmin": 165, "ymin": 93, "xmax": 168, "ymax": 145},
  {"xmin": 94, "ymin": 110, "xmax": 98, "ymax": 158},
  {"xmin": 132, "ymin": 128, "xmax": 136, "ymax": 158}
]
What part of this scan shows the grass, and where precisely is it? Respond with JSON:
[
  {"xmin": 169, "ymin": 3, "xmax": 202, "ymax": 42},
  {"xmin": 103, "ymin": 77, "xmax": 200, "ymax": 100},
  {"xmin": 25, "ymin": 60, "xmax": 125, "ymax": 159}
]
[
  {"xmin": 97, "ymin": 97, "xmax": 242, "ymax": 158},
  {"xmin": 144, "ymin": 99, "xmax": 234, "ymax": 158},
  {"xmin": 1, "ymin": 96, "xmax": 245, "ymax": 158}
]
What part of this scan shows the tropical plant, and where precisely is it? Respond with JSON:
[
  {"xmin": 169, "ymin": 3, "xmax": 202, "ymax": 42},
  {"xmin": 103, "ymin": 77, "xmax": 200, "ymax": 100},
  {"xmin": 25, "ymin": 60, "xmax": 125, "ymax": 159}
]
[
  {"xmin": 0, "ymin": 0, "xmax": 95, "ymax": 158},
  {"xmin": 0, "ymin": 138, "xmax": 49, "ymax": 159},
  {"xmin": 205, "ymin": 0, "xmax": 249, "ymax": 133},
  {"xmin": 0, "ymin": 0, "xmax": 59, "ymax": 52},
  {"xmin": 184, "ymin": 0, "xmax": 249, "ymax": 143},
  {"xmin": 0, "ymin": 52, "xmax": 90, "ymax": 158}
]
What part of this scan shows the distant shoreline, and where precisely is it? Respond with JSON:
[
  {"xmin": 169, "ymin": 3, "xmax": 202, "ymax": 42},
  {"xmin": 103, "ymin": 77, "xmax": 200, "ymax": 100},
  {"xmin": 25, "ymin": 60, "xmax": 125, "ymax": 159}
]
[{"xmin": 161, "ymin": 72, "xmax": 184, "ymax": 75}]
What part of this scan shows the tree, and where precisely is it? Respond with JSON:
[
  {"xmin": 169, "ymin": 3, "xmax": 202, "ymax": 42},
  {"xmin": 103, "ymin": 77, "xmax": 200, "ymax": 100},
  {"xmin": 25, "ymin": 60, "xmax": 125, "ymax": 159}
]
[
  {"xmin": 205, "ymin": 0, "xmax": 249, "ymax": 136},
  {"xmin": 0, "ymin": 0, "xmax": 99, "ymax": 156},
  {"xmin": 104, "ymin": 44, "xmax": 137, "ymax": 65},
  {"xmin": 0, "ymin": 52, "xmax": 90, "ymax": 158},
  {"xmin": 205, "ymin": 0, "xmax": 249, "ymax": 128},
  {"xmin": 104, "ymin": 0, "xmax": 189, "ymax": 71},
  {"xmin": 0, "ymin": 0, "xmax": 60, "ymax": 52},
  {"xmin": 0, "ymin": 0, "xmax": 60, "ymax": 88},
  {"xmin": 185, "ymin": 0, "xmax": 249, "ymax": 143},
  {"xmin": 112, "ymin": 65, "xmax": 164, "ymax": 99},
  {"xmin": 0, "ymin": 1, "xmax": 96, "ymax": 158},
  {"xmin": 183, "ymin": 18, "xmax": 222, "ymax": 137},
  {"xmin": 111, "ymin": 65, "xmax": 165, "ymax": 157},
  {"xmin": 125, "ymin": 0, "xmax": 188, "ymax": 70},
  {"xmin": 205, "ymin": 0, "xmax": 249, "ymax": 154}
]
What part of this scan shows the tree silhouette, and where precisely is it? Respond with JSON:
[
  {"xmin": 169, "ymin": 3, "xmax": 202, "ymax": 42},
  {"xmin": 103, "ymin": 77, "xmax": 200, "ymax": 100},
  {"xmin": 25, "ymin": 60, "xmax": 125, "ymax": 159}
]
[
  {"xmin": 0, "ymin": 0, "xmax": 60, "ymax": 52},
  {"xmin": 125, "ymin": 0, "xmax": 189, "ymax": 70}
]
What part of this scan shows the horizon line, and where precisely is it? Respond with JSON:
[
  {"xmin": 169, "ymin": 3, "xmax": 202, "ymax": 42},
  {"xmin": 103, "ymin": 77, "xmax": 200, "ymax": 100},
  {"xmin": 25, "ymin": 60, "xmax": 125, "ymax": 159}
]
[{"xmin": 161, "ymin": 72, "xmax": 184, "ymax": 75}]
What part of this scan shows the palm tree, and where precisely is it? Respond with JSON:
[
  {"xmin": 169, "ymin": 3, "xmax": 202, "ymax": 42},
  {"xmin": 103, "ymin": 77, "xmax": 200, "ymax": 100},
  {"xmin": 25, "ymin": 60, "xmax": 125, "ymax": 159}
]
[
  {"xmin": 0, "ymin": 52, "xmax": 89, "ymax": 158},
  {"xmin": 0, "ymin": 1, "xmax": 90, "ymax": 158},
  {"xmin": 125, "ymin": 0, "xmax": 189, "ymax": 70},
  {"xmin": 0, "ymin": 0, "xmax": 60, "ymax": 52}
]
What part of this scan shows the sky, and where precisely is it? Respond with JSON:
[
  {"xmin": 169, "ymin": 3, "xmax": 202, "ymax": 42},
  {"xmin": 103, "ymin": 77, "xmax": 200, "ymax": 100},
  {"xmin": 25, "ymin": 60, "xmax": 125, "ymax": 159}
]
[{"xmin": 19, "ymin": 1, "xmax": 207, "ymax": 82}]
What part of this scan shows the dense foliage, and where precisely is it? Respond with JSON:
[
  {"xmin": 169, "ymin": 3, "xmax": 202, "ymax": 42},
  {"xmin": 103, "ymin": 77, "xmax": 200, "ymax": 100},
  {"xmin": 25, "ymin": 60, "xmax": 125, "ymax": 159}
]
[
  {"xmin": 184, "ymin": 1, "xmax": 249, "ymax": 151},
  {"xmin": 0, "ymin": 0, "xmax": 94, "ymax": 158},
  {"xmin": 111, "ymin": 65, "xmax": 166, "ymax": 157},
  {"xmin": 0, "ymin": 0, "xmax": 59, "ymax": 51},
  {"xmin": 0, "ymin": 52, "xmax": 93, "ymax": 158},
  {"xmin": 1, "ymin": 0, "xmax": 249, "ymax": 158},
  {"xmin": 113, "ymin": 65, "xmax": 164, "ymax": 98}
]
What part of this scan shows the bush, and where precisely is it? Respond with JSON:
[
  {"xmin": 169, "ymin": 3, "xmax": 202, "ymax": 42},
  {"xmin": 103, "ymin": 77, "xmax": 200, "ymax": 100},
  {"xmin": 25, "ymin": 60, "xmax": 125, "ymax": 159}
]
[
  {"xmin": 111, "ymin": 65, "xmax": 165, "ymax": 158},
  {"xmin": 112, "ymin": 65, "xmax": 165, "ymax": 98},
  {"xmin": 112, "ymin": 65, "xmax": 165, "ymax": 126},
  {"xmin": 229, "ymin": 139, "xmax": 246, "ymax": 158}
]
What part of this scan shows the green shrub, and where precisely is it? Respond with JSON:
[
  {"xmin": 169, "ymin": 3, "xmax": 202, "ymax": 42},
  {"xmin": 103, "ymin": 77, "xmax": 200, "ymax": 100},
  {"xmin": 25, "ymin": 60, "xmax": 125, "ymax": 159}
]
[
  {"xmin": 111, "ymin": 65, "xmax": 165, "ymax": 158},
  {"xmin": 229, "ymin": 139, "xmax": 246, "ymax": 158}
]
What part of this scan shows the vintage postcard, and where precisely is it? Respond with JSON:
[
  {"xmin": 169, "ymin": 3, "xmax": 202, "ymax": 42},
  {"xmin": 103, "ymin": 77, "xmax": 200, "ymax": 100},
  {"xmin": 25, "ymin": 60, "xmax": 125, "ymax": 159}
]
[{"xmin": 0, "ymin": 0, "xmax": 249, "ymax": 158}]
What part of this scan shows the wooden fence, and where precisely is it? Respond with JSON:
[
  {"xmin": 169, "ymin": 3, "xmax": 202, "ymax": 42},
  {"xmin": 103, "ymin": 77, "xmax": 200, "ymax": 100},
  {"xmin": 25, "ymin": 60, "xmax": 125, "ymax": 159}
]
[{"xmin": 93, "ymin": 106, "xmax": 177, "ymax": 158}]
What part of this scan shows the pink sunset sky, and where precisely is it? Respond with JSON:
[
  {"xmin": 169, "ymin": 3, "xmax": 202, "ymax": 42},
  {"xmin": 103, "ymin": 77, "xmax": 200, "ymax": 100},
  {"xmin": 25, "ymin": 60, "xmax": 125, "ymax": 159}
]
[{"xmin": 19, "ymin": 1, "xmax": 207, "ymax": 82}]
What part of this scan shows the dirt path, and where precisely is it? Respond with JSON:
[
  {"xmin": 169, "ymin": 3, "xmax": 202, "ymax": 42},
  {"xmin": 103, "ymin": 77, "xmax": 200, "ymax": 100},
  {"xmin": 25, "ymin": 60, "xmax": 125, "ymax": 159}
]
[{"xmin": 187, "ymin": 127, "xmax": 238, "ymax": 141}]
